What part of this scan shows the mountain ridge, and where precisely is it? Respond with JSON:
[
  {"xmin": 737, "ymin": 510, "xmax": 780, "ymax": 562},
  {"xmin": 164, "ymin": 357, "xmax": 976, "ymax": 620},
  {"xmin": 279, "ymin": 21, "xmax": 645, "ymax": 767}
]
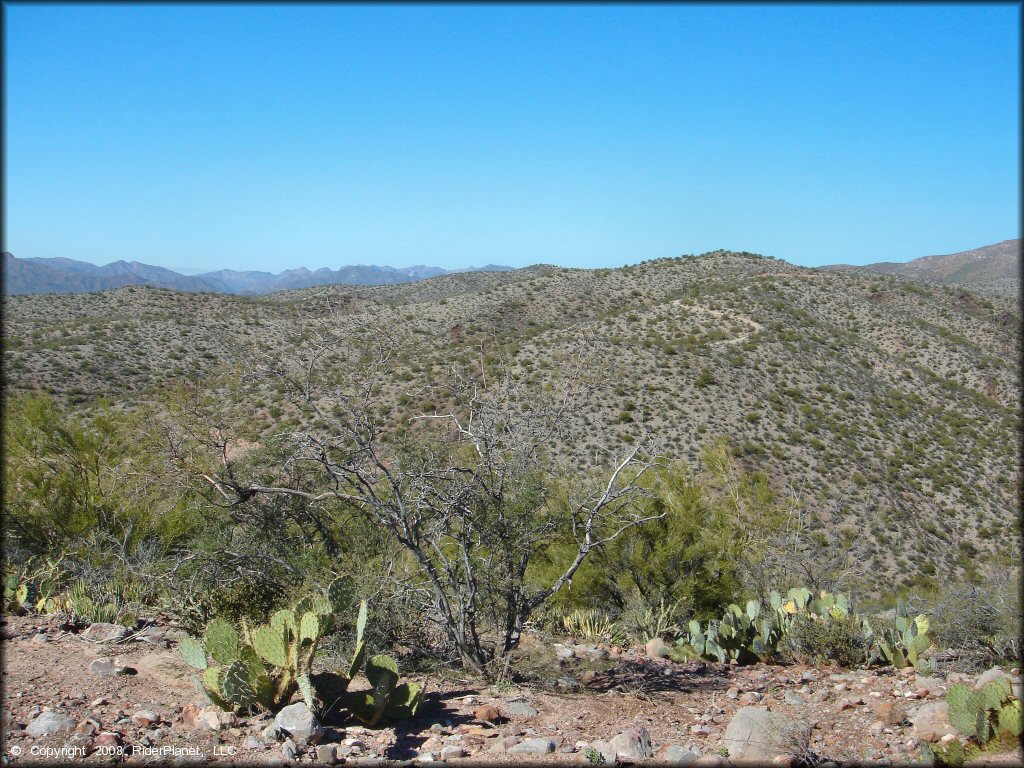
[
  {"xmin": 821, "ymin": 239, "xmax": 1020, "ymax": 296},
  {"xmin": 2, "ymin": 252, "xmax": 514, "ymax": 296}
]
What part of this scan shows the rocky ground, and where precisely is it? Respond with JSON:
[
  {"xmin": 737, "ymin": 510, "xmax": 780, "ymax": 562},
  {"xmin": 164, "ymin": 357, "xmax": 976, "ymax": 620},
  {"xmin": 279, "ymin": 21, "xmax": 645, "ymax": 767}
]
[{"xmin": 2, "ymin": 614, "xmax": 1021, "ymax": 766}]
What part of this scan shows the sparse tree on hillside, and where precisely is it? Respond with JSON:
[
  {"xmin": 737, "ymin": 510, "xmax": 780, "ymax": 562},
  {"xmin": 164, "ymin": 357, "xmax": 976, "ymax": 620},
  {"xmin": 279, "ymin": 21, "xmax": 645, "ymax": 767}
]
[{"xmin": 166, "ymin": 319, "xmax": 663, "ymax": 673}]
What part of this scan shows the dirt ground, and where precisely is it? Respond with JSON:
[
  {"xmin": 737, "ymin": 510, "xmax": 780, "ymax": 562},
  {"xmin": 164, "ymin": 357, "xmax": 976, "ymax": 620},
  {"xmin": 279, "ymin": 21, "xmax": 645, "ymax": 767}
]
[{"xmin": 2, "ymin": 613, "xmax": 1021, "ymax": 766}]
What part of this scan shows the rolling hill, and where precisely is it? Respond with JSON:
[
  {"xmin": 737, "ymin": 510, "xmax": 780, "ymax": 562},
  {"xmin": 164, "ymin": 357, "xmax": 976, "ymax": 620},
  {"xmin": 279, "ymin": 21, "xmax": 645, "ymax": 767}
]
[
  {"xmin": 3, "ymin": 248, "xmax": 1019, "ymax": 597},
  {"xmin": 823, "ymin": 239, "xmax": 1020, "ymax": 297}
]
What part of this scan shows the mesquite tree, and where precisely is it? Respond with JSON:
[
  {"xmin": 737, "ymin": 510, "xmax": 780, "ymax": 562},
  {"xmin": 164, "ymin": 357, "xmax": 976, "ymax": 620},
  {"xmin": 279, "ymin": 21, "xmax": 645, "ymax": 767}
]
[{"xmin": 167, "ymin": 319, "xmax": 662, "ymax": 673}]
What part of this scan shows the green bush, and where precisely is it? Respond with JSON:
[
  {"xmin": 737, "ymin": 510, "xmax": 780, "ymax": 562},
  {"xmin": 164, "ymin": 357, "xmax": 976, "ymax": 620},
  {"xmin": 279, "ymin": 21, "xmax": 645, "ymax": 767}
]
[{"xmin": 782, "ymin": 613, "xmax": 869, "ymax": 667}]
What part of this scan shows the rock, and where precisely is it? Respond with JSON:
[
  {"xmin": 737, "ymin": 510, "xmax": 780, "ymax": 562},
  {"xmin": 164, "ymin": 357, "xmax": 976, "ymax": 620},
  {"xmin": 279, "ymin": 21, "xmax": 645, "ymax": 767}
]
[
  {"xmin": 81, "ymin": 623, "xmax": 131, "ymax": 643},
  {"xmin": 66, "ymin": 732, "xmax": 94, "ymax": 754},
  {"xmin": 262, "ymin": 724, "xmax": 282, "ymax": 741},
  {"xmin": 474, "ymin": 704, "xmax": 504, "ymax": 723},
  {"xmin": 282, "ymin": 738, "xmax": 298, "ymax": 761},
  {"xmin": 76, "ymin": 718, "xmax": 100, "ymax": 735},
  {"xmin": 503, "ymin": 702, "xmax": 538, "ymax": 718},
  {"xmin": 88, "ymin": 658, "xmax": 131, "ymax": 676},
  {"xmin": 974, "ymin": 667, "xmax": 1012, "ymax": 690},
  {"xmin": 26, "ymin": 711, "xmax": 77, "ymax": 737},
  {"xmin": 195, "ymin": 706, "xmax": 237, "ymax": 731},
  {"xmin": 94, "ymin": 732, "xmax": 122, "ymax": 748},
  {"xmin": 584, "ymin": 740, "xmax": 618, "ymax": 765},
  {"xmin": 913, "ymin": 701, "xmax": 956, "ymax": 742},
  {"xmin": 490, "ymin": 735, "xmax": 521, "ymax": 753},
  {"xmin": 441, "ymin": 744, "xmax": 468, "ymax": 759},
  {"xmin": 646, "ymin": 637, "xmax": 671, "ymax": 658},
  {"xmin": 657, "ymin": 744, "xmax": 700, "ymax": 766},
  {"xmin": 244, "ymin": 735, "xmax": 266, "ymax": 750},
  {"xmin": 316, "ymin": 744, "xmax": 337, "ymax": 764},
  {"xmin": 721, "ymin": 706, "xmax": 811, "ymax": 762},
  {"xmin": 556, "ymin": 644, "xmax": 576, "ymax": 661},
  {"xmin": 131, "ymin": 710, "xmax": 160, "ymax": 727},
  {"xmin": 275, "ymin": 703, "xmax": 324, "ymax": 744},
  {"xmin": 610, "ymin": 726, "xmax": 654, "ymax": 759},
  {"xmin": 509, "ymin": 737, "xmax": 557, "ymax": 754},
  {"xmin": 874, "ymin": 701, "xmax": 905, "ymax": 726},
  {"xmin": 692, "ymin": 756, "xmax": 730, "ymax": 767}
]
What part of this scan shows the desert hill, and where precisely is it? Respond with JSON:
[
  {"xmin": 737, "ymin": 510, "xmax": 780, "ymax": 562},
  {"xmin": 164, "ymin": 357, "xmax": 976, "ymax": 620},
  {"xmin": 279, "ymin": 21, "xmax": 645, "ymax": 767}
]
[
  {"xmin": 823, "ymin": 239, "xmax": 1020, "ymax": 297},
  {"xmin": 3, "ymin": 248, "xmax": 1019, "ymax": 597}
]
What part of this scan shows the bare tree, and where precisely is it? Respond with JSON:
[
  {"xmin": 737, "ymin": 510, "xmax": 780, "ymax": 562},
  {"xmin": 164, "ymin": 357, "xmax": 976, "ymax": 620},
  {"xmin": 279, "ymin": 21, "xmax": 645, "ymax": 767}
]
[{"xmin": 167, "ymin": 319, "xmax": 663, "ymax": 673}]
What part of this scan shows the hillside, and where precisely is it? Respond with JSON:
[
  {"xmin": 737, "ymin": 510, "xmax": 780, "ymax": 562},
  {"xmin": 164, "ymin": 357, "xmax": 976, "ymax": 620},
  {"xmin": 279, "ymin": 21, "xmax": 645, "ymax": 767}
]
[
  {"xmin": 823, "ymin": 239, "xmax": 1020, "ymax": 297},
  {"xmin": 2, "ymin": 250, "xmax": 1020, "ymax": 596}
]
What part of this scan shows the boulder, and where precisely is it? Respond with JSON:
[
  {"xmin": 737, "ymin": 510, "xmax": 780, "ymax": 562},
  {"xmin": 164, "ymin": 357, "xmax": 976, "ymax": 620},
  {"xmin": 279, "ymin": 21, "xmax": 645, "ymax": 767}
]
[
  {"xmin": 503, "ymin": 701, "xmax": 538, "ymax": 718},
  {"xmin": 474, "ymin": 704, "xmax": 503, "ymax": 723},
  {"xmin": 585, "ymin": 740, "xmax": 618, "ymax": 765},
  {"xmin": 657, "ymin": 744, "xmax": 700, "ymax": 766},
  {"xmin": 26, "ymin": 712, "xmax": 77, "ymax": 738},
  {"xmin": 912, "ymin": 701, "xmax": 956, "ymax": 743},
  {"xmin": 88, "ymin": 657, "xmax": 131, "ymax": 676},
  {"xmin": 274, "ymin": 702, "xmax": 323, "ymax": 744},
  {"xmin": 720, "ymin": 706, "xmax": 810, "ymax": 762},
  {"xmin": 81, "ymin": 623, "xmax": 131, "ymax": 643},
  {"xmin": 610, "ymin": 726, "xmax": 653, "ymax": 759},
  {"xmin": 508, "ymin": 737, "xmax": 557, "ymax": 754}
]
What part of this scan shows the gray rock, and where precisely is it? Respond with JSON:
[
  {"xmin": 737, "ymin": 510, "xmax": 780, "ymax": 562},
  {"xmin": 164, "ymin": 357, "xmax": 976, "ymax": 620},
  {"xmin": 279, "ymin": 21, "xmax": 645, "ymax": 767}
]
[
  {"xmin": 26, "ymin": 711, "xmax": 77, "ymax": 737},
  {"xmin": 88, "ymin": 658, "xmax": 130, "ymax": 676},
  {"xmin": 503, "ymin": 702, "xmax": 538, "ymax": 718},
  {"xmin": 508, "ymin": 737, "xmax": 557, "ymax": 754},
  {"xmin": 584, "ymin": 740, "xmax": 617, "ymax": 765},
  {"xmin": 282, "ymin": 738, "xmax": 298, "ymax": 761},
  {"xmin": 974, "ymin": 667, "xmax": 1011, "ymax": 690},
  {"xmin": 262, "ymin": 723, "xmax": 281, "ymax": 741},
  {"xmin": 720, "ymin": 706, "xmax": 811, "ymax": 762},
  {"xmin": 81, "ymin": 623, "xmax": 131, "ymax": 643},
  {"xmin": 274, "ymin": 703, "xmax": 323, "ymax": 744},
  {"xmin": 658, "ymin": 745, "xmax": 700, "ymax": 766},
  {"xmin": 440, "ymin": 744, "xmax": 468, "ymax": 759},
  {"xmin": 610, "ymin": 726, "xmax": 653, "ymax": 759},
  {"xmin": 316, "ymin": 744, "xmax": 337, "ymax": 764},
  {"xmin": 912, "ymin": 701, "xmax": 956, "ymax": 743}
]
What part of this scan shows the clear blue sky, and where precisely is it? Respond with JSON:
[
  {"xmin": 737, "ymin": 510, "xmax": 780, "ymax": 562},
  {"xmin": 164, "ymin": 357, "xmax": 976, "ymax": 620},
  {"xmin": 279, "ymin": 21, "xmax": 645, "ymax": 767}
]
[{"xmin": 5, "ymin": 3, "xmax": 1020, "ymax": 273}]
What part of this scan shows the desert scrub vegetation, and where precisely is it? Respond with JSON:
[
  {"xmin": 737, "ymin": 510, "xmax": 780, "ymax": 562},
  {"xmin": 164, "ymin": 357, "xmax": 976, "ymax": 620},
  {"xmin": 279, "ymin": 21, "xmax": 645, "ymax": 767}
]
[{"xmin": 3, "ymin": 251, "xmax": 1020, "ymax": 678}]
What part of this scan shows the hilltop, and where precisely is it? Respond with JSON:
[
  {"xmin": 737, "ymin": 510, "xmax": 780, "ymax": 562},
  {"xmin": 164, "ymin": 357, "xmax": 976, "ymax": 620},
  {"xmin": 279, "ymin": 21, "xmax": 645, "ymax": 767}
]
[{"xmin": 3, "ymin": 248, "xmax": 1019, "ymax": 597}]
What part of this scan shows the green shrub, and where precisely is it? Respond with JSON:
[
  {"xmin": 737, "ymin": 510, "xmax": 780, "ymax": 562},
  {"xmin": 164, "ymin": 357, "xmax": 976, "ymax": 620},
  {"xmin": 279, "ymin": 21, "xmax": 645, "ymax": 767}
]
[{"xmin": 782, "ymin": 613, "xmax": 869, "ymax": 667}]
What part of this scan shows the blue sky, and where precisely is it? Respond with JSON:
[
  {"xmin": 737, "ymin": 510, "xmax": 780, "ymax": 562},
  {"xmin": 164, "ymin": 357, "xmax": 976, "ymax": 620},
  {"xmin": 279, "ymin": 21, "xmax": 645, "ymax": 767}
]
[{"xmin": 5, "ymin": 4, "xmax": 1019, "ymax": 273}]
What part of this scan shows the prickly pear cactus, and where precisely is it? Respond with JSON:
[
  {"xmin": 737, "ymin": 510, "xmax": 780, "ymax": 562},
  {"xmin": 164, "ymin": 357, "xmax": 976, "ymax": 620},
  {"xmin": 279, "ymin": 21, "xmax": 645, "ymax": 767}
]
[{"xmin": 932, "ymin": 673, "xmax": 1023, "ymax": 766}]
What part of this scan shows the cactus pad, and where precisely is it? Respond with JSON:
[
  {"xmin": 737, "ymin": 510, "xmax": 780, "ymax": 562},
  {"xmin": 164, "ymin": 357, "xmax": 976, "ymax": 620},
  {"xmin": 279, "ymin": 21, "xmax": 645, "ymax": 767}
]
[
  {"xmin": 179, "ymin": 635, "xmax": 208, "ymax": 670},
  {"xmin": 204, "ymin": 618, "xmax": 240, "ymax": 665},
  {"xmin": 251, "ymin": 624, "xmax": 289, "ymax": 667}
]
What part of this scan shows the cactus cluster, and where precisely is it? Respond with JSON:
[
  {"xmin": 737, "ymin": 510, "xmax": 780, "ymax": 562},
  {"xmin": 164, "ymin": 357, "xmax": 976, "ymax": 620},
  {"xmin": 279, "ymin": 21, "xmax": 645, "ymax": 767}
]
[
  {"xmin": 179, "ymin": 590, "xmax": 421, "ymax": 724},
  {"xmin": 864, "ymin": 612, "xmax": 932, "ymax": 669},
  {"xmin": 679, "ymin": 599, "xmax": 783, "ymax": 664},
  {"xmin": 926, "ymin": 675, "xmax": 1022, "ymax": 766},
  {"xmin": 4, "ymin": 567, "xmax": 61, "ymax": 615},
  {"xmin": 672, "ymin": 587, "xmax": 932, "ymax": 671}
]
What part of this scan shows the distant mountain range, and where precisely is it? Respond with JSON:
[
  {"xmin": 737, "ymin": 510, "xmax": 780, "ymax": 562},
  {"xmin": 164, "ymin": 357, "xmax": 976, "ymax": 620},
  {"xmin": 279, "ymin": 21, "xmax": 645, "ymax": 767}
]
[
  {"xmin": 822, "ymin": 239, "xmax": 1020, "ymax": 292},
  {"xmin": 1, "ymin": 253, "xmax": 513, "ymax": 296}
]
